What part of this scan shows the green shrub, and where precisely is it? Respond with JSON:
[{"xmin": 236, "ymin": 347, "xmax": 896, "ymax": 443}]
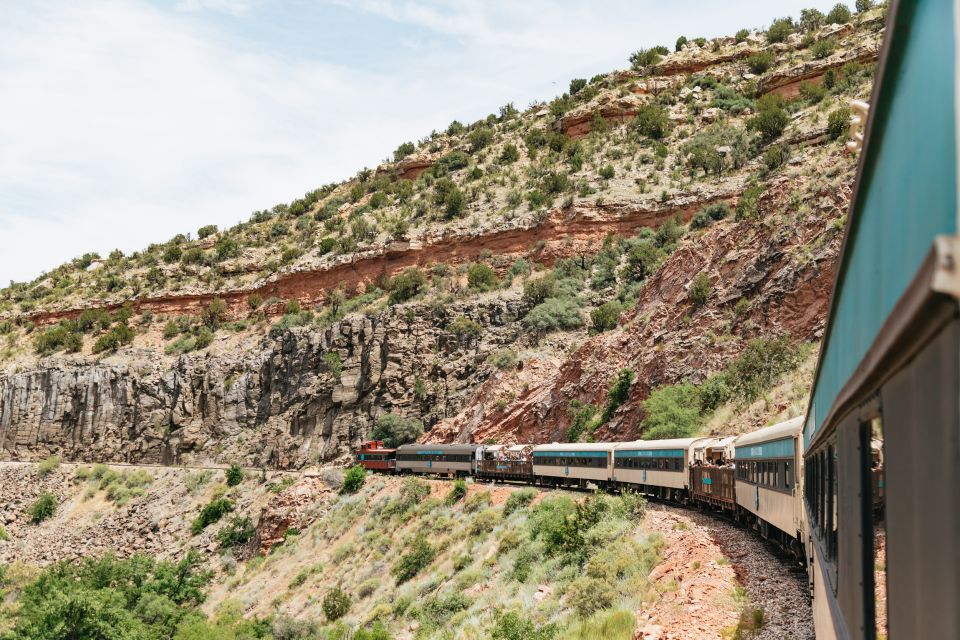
[
  {"xmin": 191, "ymin": 498, "xmax": 234, "ymax": 535},
  {"xmin": 387, "ymin": 267, "xmax": 427, "ymax": 304},
  {"xmin": 567, "ymin": 575, "xmax": 617, "ymax": 616},
  {"xmin": 433, "ymin": 151, "xmax": 470, "ymax": 175},
  {"xmin": 217, "ymin": 516, "xmax": 255, "ymax": 549},
  {"xmin": 749, "ymin": 96, "xmax": 789, "ymax": 143},
  {"xmin": 393, "ymin": 141, "xmax": 415, "ymax": 161},
  {"xmin": 446, "ymin": 479, "xmax": 468, "ymax": 504},
  {"xmin": 503, "ymin": 488, "xmax": 537, "ymax": 517},
  {"xmin": 642, "ymin": 382, "xmax": 703, "ymax": 439},
  {"xmin": 766, "ymin": 17, "xmax": 795, "ymax": 44},
  {"xmin": 523, "ymin": 297, "xmax": 584, "ymax": 335},
  {"xmin": 602, "ymin": 369, "xmax": 634, "ymax": 422},
  {"xmin": 37, "ymin": 455, "xmax": 60, "ymax": 477},
  {"xmin": 491, "ymin": 611, "xmax": 558, "ymax": 640},
  {"xmin": 698, "ymin": 373, "xmax": 732, "ymax": 413},
  {"xmin": 628, "ymin": 48, "xmax": 663, "ymax": 70},
  {"xmin": 763, "ymin": 144, "xmax": 790, "ymax": 171},
  {"xmin": 468, "ymin": 127, "xmax": 494, "ymax": 152},
  {"xmin": 590, "ymin": 301, "xmax": 623, "ymax": 333},
  {"xmin": 450, "ymin": 316, "xmax": 482, "ymax": 343},
  {"xmin": 799, "ymin": 80, "xmax": 828, "ymax": 104},
  {"xmin": 811, "ymin": 38, "xmax": 836, "ymax": 60},
  {"xmin": 392, "ymin": 536, "xmax": 436, "ymax": 584},
  {"xmin": 499, "ymin": 143, "xmax": 520, "ymax": 164},
  {"xmin": 826, "ymin": 3, "xmax": 852, "ymax": 24},
  {"xmin": 372, "ymin": 414, "xmax": 424, "ymax": 448},
  {"xmin": 689, "ymin": 272, "xmax": 711, "ymax": 307},
  {"xmin": 467, "ymin": 262, "xmax": 499, "ymax": 291},
  {"xmin": 827, "ymin": 106, "xmax": 851, "ymax": 140},
  {"xmin": 598, "ymin": 164, "xmax": 615, "ymax": 180},
  {"xmin": 197, "ymin": 224, "xmax": 218, "ymax": 239},
  {"xmin": 856, "ymin": 0, "xmax": 873, "ymax": 11},
  {"xmin": 464, "ymin": 490, "xmax": 492, "ymax": 513},
  {"xmin": 225, "ymin": 464, "xmax": 244, "ymax": 487},
  {"xmin": 735, "ymin": 28, "xmax": 750, "ymax": 43},
  {"xmin": 7, "ymin": 552, "xmax": 209, "ymax": 639},
  {"xmin": 631, "ymin": 104, "xmax": 670, "ymax": 140},
  {"xmin": 33, "ymin": 322, "xmax": 83, "ymax": 356},
  {"xmin": 725, "ymin": 336, "xmax": 802, "ymax": 402},
  {"xmin": 562, "ymin": 609, "xmax": 636, "ymax": 640},
  {"xmin": 342, "ymin": 465, "xmax": 367, "ymax": 494},
  {"xmin": 522, "ymin": 275, "xmax": 558, "ymax": 307},
  {"xmin": 799, "ymin": 8, "xmax": 825, "ymax": 31},
  {"xmin": 675, "ymin": 35, "xmax": 688, "ymax": 51},
  {"xmin": 0, "ymin": 525, "xmax": 9, "ymax": 541},
  {"xmin": 201, "ymin": 298, "xmax": 228, "ymax": 329},
  {"xmin": 736, "ymin": 184, "xmax": 764, "ymax": 221},
  {"xmin": 77, "ymin": 309, "xmax": 112, "ymax": 333},
  {"xmin": 28, "ymin": 492, "xmax": 57, "ymax": 523},
  {"xmin": 92, "ymin": 322, "xmax": 135, "ymax": 354},
  {"xmin": 488, "ymin": 349, "xmax": 519, "ymax": 370},
  {"xmin": 323, "ymin": 586, "xmax": 351, "ymax": 622},
  {"xmin": 746, "ymin": 52, "xmax": 773, "ymax": 74}
]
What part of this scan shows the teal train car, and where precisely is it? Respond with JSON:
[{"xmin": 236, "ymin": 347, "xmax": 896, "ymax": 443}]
[{"xmin": 802, "ymin": 0, "xmax": 960, "ymax": 637}]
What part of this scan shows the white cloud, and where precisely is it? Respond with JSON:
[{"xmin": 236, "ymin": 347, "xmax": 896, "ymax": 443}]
[{"xmin": 0, "ymin": 0, "xmax": 843, "ymax": 285}]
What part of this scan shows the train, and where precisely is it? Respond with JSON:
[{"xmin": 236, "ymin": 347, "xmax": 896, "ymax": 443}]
[
  {"xmin": 356, "ymin": 4, "xmax": 960, "ymax": 637},
  {"xmin": 356, "ymin": 414, "xmax": 822, "ymax": 564}
]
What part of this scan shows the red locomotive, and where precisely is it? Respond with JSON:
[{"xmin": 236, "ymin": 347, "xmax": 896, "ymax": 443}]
[{"xmin": 356, "ymin": 440, "xmax": 396, "ymax": 472}]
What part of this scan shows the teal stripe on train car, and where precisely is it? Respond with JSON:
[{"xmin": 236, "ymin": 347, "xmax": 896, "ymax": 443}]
[
  {"xmin": 615, "ymin": 449, "xmax": 685, "ymax": 458},
  {"xmin": 532, "ymin": 451, "xmax": 608, "ymax": 458},
  {"xmin": 414, "ymin": 450, "xmax": 446, "ymax": 455},
  {"xmin": 805, "ymin": 0, "xmax": 958, "ymax": 447},
  {"xmin": 735, "ymin": 437, "xmax": 794, "ymax": 459}
]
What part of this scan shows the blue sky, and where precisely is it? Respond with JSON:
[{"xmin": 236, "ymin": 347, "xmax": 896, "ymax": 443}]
[{"xmin": 0, "ymin": 0, "xmax": 842, "ymax": 284}]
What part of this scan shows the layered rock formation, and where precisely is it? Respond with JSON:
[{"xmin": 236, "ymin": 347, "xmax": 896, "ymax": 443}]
[{"xmin": 1, "ymin": 296, "xmax": 525, "ymax": 466}]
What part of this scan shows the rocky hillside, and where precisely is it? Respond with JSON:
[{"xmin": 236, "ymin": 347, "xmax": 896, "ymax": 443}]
[
  {"xmin": 0, "ymin": 460, "xmax": 813, "ymax": 639},
  {"xmin": 0, "ymin": 6, "xmax": 883, "ymax": 465}
]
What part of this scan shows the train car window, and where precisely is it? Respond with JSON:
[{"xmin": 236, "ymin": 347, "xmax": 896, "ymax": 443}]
[{"xmin": 864, "ymin": 416, "xmax": 887, "ymax": 640}]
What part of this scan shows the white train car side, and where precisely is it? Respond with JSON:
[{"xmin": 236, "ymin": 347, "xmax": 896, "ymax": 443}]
[
  {"xmin": 531, "ymin": 442, "xmax": 615, "ymax": 488},
  {"xmin": 611, "ymin": 438, "xmax": 703, "ymax": 500},
  {"xmin": 733, "ymin": 417, "xmax": 805, "ymax": 552}
]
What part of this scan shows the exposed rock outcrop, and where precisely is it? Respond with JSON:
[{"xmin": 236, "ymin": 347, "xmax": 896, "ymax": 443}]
[{"xmin": 1, "ymin": 297, "xmax": 526, "ymax": 466}]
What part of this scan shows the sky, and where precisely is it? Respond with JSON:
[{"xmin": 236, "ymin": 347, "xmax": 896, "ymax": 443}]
[{"xmin": 0, "ymin": 0, "xmax": 842, "ymax": 285}]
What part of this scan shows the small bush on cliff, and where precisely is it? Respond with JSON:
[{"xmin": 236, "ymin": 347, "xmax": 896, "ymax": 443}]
[
  {"xmin": 488, "ymin": 349, "xmax": 518, "ymax": 370},
  {"xmin": 467, "ymin": 262, "xmax": 499, "ymax": 291},
  {"xmin": 393, "ymin": 141, "xmax": 415, "ymax": 161},
  {"xmin": 33, "ymin": 322, "xmax": 83, "ymax": 356},
  {"xmin": 28, "ymin": 493, "xmax": 57, "ymax": 523},
  {"xmin": 749, "ymin": 95, "xmax": 789, "ymax": 143},
  {"xmin": 591, "ymin": 301, "xmax": 623, "ymax": 334},
  {"xmin": 827, "ymin": 106, "xmax": 851, "ymax": 140},
  {"xmin": 766, "ymin": 17, "xmax": 795, "ymax": 44},
  {"xmin": 602, "ymin": 369, "xmax": 635, "ymax": 422},
  {"xmin": 191, "ymin": 498, "xmax": 235, "ymax": 535},
  {"xmin": 201, "ymin": 297, "xmax": 228, "ymax": 329},
  {"xmin": 725, "ymin": 336, "xmax": 803, "ymax": 402},
  {"xmin": 372, "ymin": 413, "xmax": 424, "ymax": 448},
  {"xmin": 630, "ymin": 104, "xmax": 670, "ymax": 140},
  {"xmin": 323, "ymin": 586, "xmax": 352, "ymax": 622},
  {"xmin": 218, "ymin": 516, "xmax": 255, "ymax": 549},
  {"xmin": 628, "ymin": 47, "xmax": 664, "ymax": 70},
  {"xmin": 746, "ymin": 52, "xmax": 773, "ymax": 74},
  {"xmin": 826, "ymin": 3, "xmax": 852, "ymax": 24},
  {"xmin": 642, "ymin": 382, "xmax": 703, "ymax": 439},
  {"xmin": 387, "ymin": 267, "xmax": 427, "ymax": 304},
  {"xmin": 225, "ymin": 464, "xmax": 244, "ymax": 487},
  {"xmin": 92, "ymin": 322, "xmax": 135, "ymax": 354},
  {"xmin": 447, "ymin": 479, "xmax": 468, "ymax": 504},
  {"xmin": 503, "ymin": 488, "xmax": 537, "ymax": 517},
  {"xmin": 393, "ymin": 535, "xmax": 436, "ymax": 584},
  {"xmin": 689, "ymin": 272, "xmax": 711, "ymax": 307},
  {"xmin": 342, "ymin": 465, "xmax": 367, "ymax": 495},
  {"xmin": 37, "ymin": 455, "xmax": 60, "ymax": 477},
  {"xmin": 523, "ymin": 297, "xmax": 584, "ymax": 336}
]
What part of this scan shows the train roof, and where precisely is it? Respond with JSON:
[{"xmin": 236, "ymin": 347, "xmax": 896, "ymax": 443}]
[
  {"xmin": 734, "ymin": 416, "xmax": 805, "ymax": 448},
  {"xmin": 532, "ymin": 442, "xmax": 616, "ymax": 452},
  {"xmin": 614, "ymin": 437, "xmax": 704, "ymax": 451},
  {"xmin": 396, "ymin": 443, "xmax": 480, "ymax": 453}
]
